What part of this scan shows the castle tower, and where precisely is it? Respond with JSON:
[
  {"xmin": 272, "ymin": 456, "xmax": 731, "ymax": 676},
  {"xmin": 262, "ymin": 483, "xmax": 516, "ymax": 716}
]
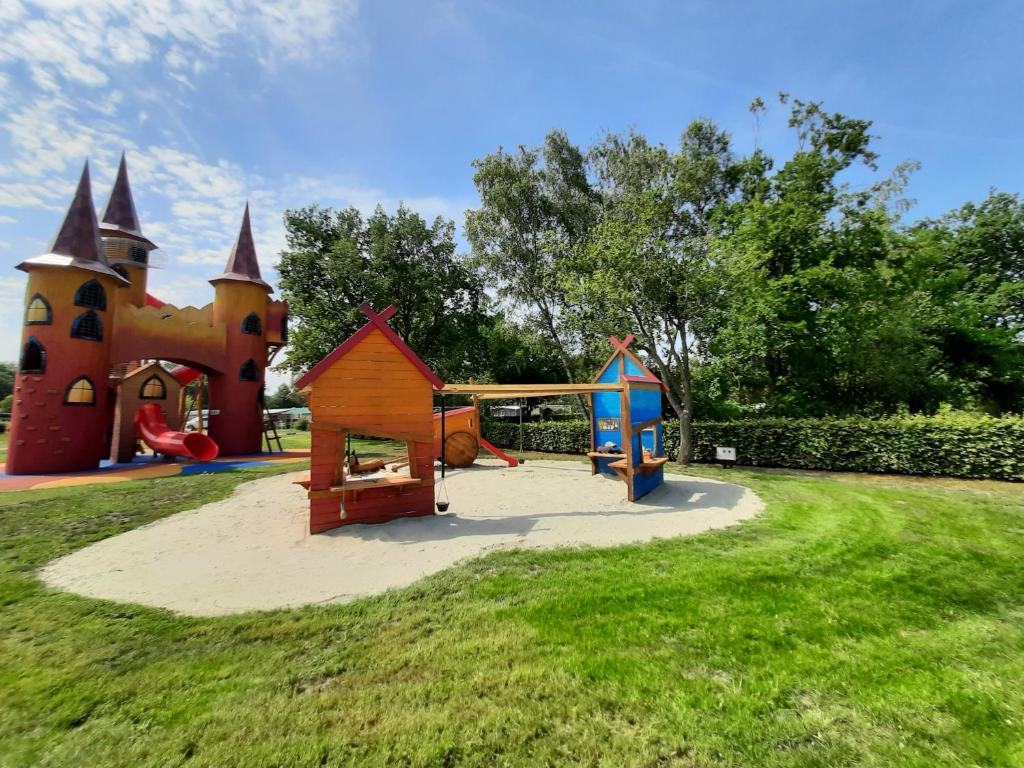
[
  {"xmin": 6, "ymin": 162, "xmax": 129, "ymax": 474},
  {"xmin": 99, "ymin": 152, "xmax": 158, "ymax": 309},
  {"xmin": 206, "ymin": 204, "xmax": 271, "ymax": 455}
]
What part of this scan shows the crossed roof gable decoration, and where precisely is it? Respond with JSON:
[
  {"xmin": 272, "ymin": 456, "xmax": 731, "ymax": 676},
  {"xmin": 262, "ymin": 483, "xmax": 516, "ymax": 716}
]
[{"xmin": 594, "ymin": 333, "xmax": 668, "ymax": 392}]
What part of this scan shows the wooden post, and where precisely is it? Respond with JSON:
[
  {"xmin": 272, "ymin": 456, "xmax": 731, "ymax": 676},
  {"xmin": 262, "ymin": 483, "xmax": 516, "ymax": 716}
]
[
  {"xmin": 334, "ymin": 429, "xmax": 347, "ymax": 487},
  {"xmin": 622, "ymin": 382, "xmax": 634, "ymax": 502},
  {"xmin": 588, "ymin": 391, "xmax": 596, "ymax": 475}
]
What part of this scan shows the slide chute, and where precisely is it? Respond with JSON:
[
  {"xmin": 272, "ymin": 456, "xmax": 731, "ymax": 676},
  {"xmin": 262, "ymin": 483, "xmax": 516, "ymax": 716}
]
[{"xmin": 134, "ymin": 402, "xmax": 219, "ymax": 461}]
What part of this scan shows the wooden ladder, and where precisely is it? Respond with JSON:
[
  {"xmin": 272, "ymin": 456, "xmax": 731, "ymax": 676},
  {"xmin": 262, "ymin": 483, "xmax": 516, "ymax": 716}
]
[{"xmin": 262, "ymin": 405, "xmax": 284, "ymax": 453}]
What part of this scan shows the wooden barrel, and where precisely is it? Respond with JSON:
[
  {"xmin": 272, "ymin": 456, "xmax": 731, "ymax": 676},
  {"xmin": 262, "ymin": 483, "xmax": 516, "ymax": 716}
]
[{"xmin": 443, "ymin": 430, "xmax": 478, "ymax": 468}]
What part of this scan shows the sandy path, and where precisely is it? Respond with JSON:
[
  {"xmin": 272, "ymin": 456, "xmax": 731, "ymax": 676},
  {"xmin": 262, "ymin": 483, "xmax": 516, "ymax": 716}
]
[{"xmin": 40, "ymin": 460, "xmax": 763, "ymax": 616}]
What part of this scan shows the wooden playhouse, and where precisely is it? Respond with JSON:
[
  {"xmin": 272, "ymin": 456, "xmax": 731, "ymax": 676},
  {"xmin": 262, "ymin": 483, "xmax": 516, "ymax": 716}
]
[
  {"xmin": 586, "ymin": 334, "xmax": 669, "ymax": 501},
  {"xmin": 295, "ymin": 304, "xmax": 444, "ymax": 533}
]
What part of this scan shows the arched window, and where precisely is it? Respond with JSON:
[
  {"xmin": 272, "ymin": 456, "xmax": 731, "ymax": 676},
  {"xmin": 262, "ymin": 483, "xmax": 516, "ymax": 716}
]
[
  {"xmin": 64, "ymin": 376, "xmax": 95, "ymax": 405},
  {"xmin": 241, "ymin": 312, "xmax": 262, "ymax": 335},
  {"xmin": 239, "ymin": 358, "xmax": 258, "ymax": 382},
  {"xmin": 74, "ymin": 279, "xmax": 106, "ymax": 311},
  {"xmin": 129, "ymin": 245, "xmax": 148, "ymax": 264},
  {"xmin": 25, "ymin": 294, "xmax": 52, "ymax": 325},
  {"xmin": 71, "ymin": 310, "xmax": 103, "ymax": 341},
  {"xmin": 19, "ymin": 337, "xmax": 46, "ymax": 374},
  {"xmin": 139, "ymin": 375, "xmax": 166, "ymax": 400}
]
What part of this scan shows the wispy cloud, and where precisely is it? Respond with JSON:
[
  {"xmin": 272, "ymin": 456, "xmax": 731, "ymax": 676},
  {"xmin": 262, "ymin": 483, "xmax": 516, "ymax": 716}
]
[{"xmin": 0, "ymin": 0, "xmax": 474, "ymax": 367}]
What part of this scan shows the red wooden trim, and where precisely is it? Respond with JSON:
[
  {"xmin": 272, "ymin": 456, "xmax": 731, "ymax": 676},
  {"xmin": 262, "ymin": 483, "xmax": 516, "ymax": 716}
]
[
  {"xmin": 608, "ymin": 333, "xmax": 635, "ymax": 353},
  {"xmin": 296, "ymin": 303, "xmax": 445, "ymax": 391},
  {"xmin": 624, "ymin": 373, "xmax": 669, "ymax": 393},
  {"xmin": 431, "ymin": 405, "xmax": 475, "ymax": 419}
]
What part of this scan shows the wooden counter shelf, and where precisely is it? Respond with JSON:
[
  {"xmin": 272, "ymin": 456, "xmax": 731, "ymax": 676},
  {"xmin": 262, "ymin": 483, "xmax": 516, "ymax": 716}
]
[
  {"xmin": 586, "ymin": 451, "xmax": 626, "ymax": 459},
  {"xmin": 306, "ymin": 474, "xmax": 428, "ymax": 499},
  {"xmin": 606, "ymin": 456, "xmax": 669, "ymax": 476}
]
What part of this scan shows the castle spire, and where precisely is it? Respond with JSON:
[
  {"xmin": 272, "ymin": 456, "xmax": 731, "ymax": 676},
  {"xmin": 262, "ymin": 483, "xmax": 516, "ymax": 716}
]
[
  {"xmin": 17, "ymin": 161, "xmax": 127, "ymax": 283},
  {"xmin": 209, "ymin": 203, "xmax": 271, "ymax": 292},
  {"xmin": 99, "ymin": 152, "xmax": 156, "ymax": 249}
]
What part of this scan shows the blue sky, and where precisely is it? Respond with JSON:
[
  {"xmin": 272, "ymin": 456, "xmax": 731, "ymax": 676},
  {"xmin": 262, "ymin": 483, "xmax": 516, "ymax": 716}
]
[{"xmin": 1, "ymin": 0, "xmax": 1022, "ymax": 387}]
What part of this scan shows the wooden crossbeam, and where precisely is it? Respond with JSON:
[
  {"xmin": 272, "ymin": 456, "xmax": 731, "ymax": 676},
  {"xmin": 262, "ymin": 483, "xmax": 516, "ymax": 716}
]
[
  {"xmin": 442, "ymin": 383, "xmax": 623, "ymax": 397},
  {"xmin": 631, "ymin": 415, "xmax": 661, "ymax": 434}
]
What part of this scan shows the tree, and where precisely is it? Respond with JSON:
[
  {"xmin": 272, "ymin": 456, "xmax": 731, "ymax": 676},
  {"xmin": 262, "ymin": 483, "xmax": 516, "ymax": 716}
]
[
  {"xmin": 277, "ymin": 204, "xmax": 488, "ymax": 381},
  {"xmin": 709, "ymin": 97, "xmax": 939, "ymax": 415},
  {"xmin": 465, "ymin": 131, "xmax": 602, "ymax": 388},
  {"xmin": 562, "ymin": 120, "xmax": 738, "ymax": 463},
  {"xmin": 265, "ymin": 383, "xmax": 305, "ymax": 409},
  {"xmin": 0, "ymin": 362, "xmax": 14, "ymax": 401},
  {"xmin": 900, "ymin": 192, "xmax": 1024, "ymax": 412}
]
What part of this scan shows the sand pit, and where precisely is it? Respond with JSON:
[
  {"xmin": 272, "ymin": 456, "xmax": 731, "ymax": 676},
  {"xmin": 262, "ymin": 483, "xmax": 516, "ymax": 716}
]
[{"xmin": 40, "ymin": 460, "xmax": 763, "ymax": 616}]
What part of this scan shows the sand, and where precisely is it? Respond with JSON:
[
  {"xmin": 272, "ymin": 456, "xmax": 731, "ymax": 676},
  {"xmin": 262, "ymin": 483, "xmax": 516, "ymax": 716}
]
[{"xmin": 40, "ymin": 460, "xmax": 764, "ymax": 616}]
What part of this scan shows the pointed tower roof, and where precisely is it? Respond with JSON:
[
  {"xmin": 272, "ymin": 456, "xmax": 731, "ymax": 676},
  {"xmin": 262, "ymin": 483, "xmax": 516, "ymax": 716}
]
[
  {"xmin": 17, "ymin": 161, "xmax": 128, "ymax": 283},
  {"xmin": 99, "ymin": 152, "xmax": 157, "ymax": 250},
  {"xmin": 209, "ymin": 203, "xmax": 271, "ymax": 292}
]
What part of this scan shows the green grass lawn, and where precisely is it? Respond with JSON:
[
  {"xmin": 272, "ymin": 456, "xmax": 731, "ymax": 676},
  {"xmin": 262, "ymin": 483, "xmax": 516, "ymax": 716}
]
[
  {"xmin": 275, "ymin": 429, "xmax": 400, "ymax": 458},
  {"xmin": 1, "ymin": 462, "xmax": 1023, "ymax": 767}
]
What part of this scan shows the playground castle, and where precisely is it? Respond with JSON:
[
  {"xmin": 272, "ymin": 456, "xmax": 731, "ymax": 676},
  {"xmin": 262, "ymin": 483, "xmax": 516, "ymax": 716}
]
[{"xmin": 6, "ymin": 156, "xmax": 287, "ymax": 475}]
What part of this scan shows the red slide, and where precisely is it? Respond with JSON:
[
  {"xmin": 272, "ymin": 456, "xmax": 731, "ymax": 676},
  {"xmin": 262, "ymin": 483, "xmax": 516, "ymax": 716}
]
[
  {"xmin": 134, "ymin": 402, "xmax": 219, "ymax": 461},
  {"xmin": 479, "ymin": 437, "xmax": 519, "ymax": 468}
]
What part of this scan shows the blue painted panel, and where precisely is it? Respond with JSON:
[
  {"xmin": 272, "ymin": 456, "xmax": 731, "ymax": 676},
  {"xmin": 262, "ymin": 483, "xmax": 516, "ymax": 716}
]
[
  {"xmin": 593, "ymin": 390, "xmax": 620, "ymax": 418},
  {"xmin": 592, "ymin": 388, "xmax": 623, "ymax": 451},
  {"xmin": 640, "ymin": 429, "xmax": 656, "ymax": 453},
  {"xmin": 623, "ymin": 355, "xmax": 645, "ymax": 376},
  {"xmin": 591, "ymin": 454, "xmax": 622, "ymax": 478},
  {"xmin": 632, "ymin": 467, "xmax": 664, "ymax": 499},
  {"xmin": 594, "ymin": 429, "xmax": 622, "ymax": 450},
  {"xmin": 630, "ymin": 387, "xmax": 661, "ymax": 426},
  {"xmin": 596, "ymin": 358, "xmax": 621, "ymax": 383}
]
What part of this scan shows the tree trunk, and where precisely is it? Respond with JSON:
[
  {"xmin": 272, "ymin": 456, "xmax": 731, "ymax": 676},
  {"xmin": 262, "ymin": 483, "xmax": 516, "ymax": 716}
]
[{"xmin": 676, "ymin": 326, "xmax": 694, "ymax": 466}]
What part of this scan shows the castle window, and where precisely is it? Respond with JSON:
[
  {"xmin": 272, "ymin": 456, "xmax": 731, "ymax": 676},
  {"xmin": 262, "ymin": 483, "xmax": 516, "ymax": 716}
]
[
  {"xmin": 241, "ymin": 312, "xmax": 262, "ymax": 335},
  {"xmin": 20, "ymin": 337, "xmax": 46, "ymax": 374},
  {"xmin": 71, "ymin": 310, "xmax": 103, "ymax": 341},
  {"xmin": 112, "ymin": 264, "xmax": 130, "ymax": 280},
  {"xmin": 239, "ymin": 358, "xmax": 258, "ymax": 382},
  {"xmin": 140, "ymin": 375, "xmax": 166, "ymax": 400},
  {"xmin": 280, "ymin": 312, "xmax": 288, "ymax": 342},
  {"xmin": 129, "ymin": 245, "xmax": 148, "ymax": 264},
  {"xmin": 64, "ymin": 376, "xmax": 95, "ymax": 405},
  {"xmin": 74, "ymin": 280, "xmax": 107, "ymax": 311},
  {"xmin": 25, "ymin": 294, "xmax": 52, "ymax": 325}
]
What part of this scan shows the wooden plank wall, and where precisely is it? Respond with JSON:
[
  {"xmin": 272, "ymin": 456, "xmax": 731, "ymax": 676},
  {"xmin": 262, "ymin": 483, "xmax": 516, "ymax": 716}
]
[{"xmin": 307, "ymin": 328, "xmax": 436, "ymax": 532}]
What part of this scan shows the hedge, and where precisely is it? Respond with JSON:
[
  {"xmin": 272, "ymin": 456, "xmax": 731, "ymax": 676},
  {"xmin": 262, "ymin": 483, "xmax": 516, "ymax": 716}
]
[{"xmin": 482, "ymin": 415, "xmax": 1024, "ymax": 481}]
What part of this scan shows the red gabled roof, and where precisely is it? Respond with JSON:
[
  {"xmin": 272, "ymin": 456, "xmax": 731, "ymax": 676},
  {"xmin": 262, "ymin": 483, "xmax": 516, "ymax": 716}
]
[{"xmin": 296, "ymin": 303, "xmax": 445, "ymax": 391}]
